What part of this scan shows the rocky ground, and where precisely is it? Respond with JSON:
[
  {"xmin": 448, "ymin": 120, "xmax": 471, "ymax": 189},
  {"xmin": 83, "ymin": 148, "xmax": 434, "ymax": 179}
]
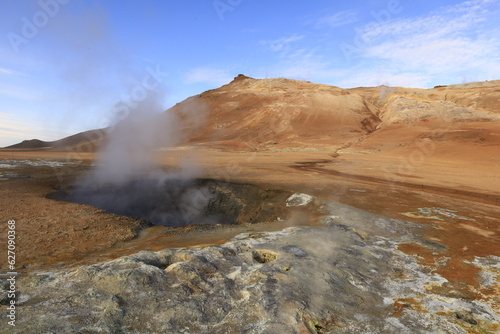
[
  {"xmin": 1, "ymin": 78, "xmax": 499, "ymax": 333},
  {"xmin": 4, "ymin": 195, "xmax": 500, "ymax": 333},
  {"xmin": 0, "ymin": 158, "xmax": 498, "ymax": 333}
]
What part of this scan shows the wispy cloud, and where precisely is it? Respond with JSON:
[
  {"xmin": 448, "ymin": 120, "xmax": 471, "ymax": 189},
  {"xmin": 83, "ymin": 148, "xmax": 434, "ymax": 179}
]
[
  {"xmin": 0, "ymin": 67, "xmax": 36, "ymax": 100},
  {"xmin": 315, "ymin": 10, "xmax": 358, "ymax": 28},
  {"xmin": 184, "ymin": 66, "xmax": 233, "ymax": 86},
  {"xmin": 259, "ymin": 0, "xmax": 500, "ymax": 88},
  {"xmin": 334, "ymin": 66, "xmax": 433, "ymax": 89},
  {"xmin": 360, "ymin": 0, "xmax": 495, "ymax": 42},
  {"xmin": 0, "ymin": 113, "xmax": 30, "ymax": 132},
  {"xmin": 0, "ymin": 67, "xmax": 26, "ymax": 77},
  {"xmin": 260, "ymin": 35, "xmax": 305, "ymax": 53},
  {"xmin": 346, "ymin": 0, "xmax": 500, "ymax": 86},
  {"xmin": 259, "ymin": 33, "xmax": 327, "ymax": 81},
  {"xmin": 0, "ymin": 112, "xmax": 68, "ymax": 147},
  {"xmin": 366, "ymin": 37, "xmax": 496, "ymax": 73}
]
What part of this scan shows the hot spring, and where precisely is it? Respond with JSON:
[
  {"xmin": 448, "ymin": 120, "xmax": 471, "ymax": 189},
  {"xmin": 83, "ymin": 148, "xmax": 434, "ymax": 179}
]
[{"xmin": 49, "ymin": 178, "xmax": 295, "ymax": 227}]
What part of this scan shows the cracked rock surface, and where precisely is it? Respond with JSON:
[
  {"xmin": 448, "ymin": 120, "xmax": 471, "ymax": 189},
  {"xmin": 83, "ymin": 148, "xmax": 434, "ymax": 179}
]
[{"xmin": 3, "ymin": 201, "xmax": 499, "ymax": 333}]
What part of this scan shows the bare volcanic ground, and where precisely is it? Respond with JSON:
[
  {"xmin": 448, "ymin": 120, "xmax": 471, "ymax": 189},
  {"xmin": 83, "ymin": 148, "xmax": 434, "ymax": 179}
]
[
  {"xmin": 0, "ymin": 149, "xmax": 499, "ymax": 333},
  {"xmin": 0, "ymin": 77, "xmax": 499, "ymax": 332}
]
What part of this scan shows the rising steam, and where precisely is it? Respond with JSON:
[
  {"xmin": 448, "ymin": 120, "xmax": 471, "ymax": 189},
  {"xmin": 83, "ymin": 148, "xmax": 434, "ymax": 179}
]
[
  {"xmin": 7, "ymin": 1, "xmax": 216, "ymax": 226},
  {"xmin": 73, "ymin": 90, "xmax": 212, "ymax": 226},
  {"xmin": 91, "ymin": 91, "xmax": 179, "ymax": 184}
]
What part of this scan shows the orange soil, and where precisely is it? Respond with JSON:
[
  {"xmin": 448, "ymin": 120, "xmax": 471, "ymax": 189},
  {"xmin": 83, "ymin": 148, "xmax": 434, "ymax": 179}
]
[{"xmin": 0, "ymin": 78, "xmax": 498, "ymax": 313}]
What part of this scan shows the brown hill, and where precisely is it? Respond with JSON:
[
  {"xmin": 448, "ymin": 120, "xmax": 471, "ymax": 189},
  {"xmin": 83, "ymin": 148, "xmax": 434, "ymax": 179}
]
[
  {"xmin": 183, "ymin": 75, "xmax": 381, "ymax": 150},
  {"xmin": 349, "ymin": 80, "xmax": 500, "ymax": 124},
  {"xmin": 6, "ymin": 139, "xmax": 50, "ymax": 149},
  {"xmin": 4, "ymin": 76, "xmax": 499, "ymax": 154},
  {"xmin": 2, "ymin": 77, "xmax": 499, "ymax": 329},
  {"xmin": 343, "ymin": 81, "xmax": 500, "ymax": 153},
  {"xmin": 4, "ymin": 130, "xmax": 106, "ymax": 152}
]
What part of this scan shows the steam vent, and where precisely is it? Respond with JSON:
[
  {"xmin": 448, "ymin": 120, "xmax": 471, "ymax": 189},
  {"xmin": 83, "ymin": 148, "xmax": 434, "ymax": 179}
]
[
  {"xmin": 4, "ymin": 0, "xmax": 500, "ymax": 331},
  {"xmin": 1, "ymin": 75, "xmax": 500, "ymax": 333}
]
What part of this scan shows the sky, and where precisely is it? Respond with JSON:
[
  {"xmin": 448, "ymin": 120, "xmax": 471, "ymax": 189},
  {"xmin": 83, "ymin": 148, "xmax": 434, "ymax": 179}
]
[{"xmin": 0, "ymin": 0, "xmax": 499, "ymax": 147}]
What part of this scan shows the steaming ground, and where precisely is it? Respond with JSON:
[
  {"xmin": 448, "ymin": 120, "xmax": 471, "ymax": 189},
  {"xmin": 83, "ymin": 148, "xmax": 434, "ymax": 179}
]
[
  {"xmin": 0, "ymin": 77, "xmax": 499, "ymax": 332},
  {"xmin": 4, "ymin": 188, "xmax": 500, "ymax": 332},
  {"xmin": 70, "ymin": 177, "xmax": 214, "ymax": 227},
  {"xmin": 56, "ymin": 177, "xmax": 294, "ymax": 227},
  {"xmin": 0, "ymin": 149, "xmax": 499, "ymax": 332}
]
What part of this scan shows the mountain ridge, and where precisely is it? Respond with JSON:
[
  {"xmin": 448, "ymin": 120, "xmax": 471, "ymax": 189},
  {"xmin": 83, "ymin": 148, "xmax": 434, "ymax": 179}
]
[{"xmin": 3, "ymin": 76, "xmax": 499, "ymax": 151}]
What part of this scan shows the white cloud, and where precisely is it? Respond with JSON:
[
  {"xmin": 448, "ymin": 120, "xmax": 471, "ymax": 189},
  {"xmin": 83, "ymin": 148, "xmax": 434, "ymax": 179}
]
[
  {"xmin": 335, "ymin": 67, "xmax": 432, "ymax": 88},
  {"xmin": 0, "ymin": 113, "xmax": 30, "ymax": 132},
  {"xmin": 360, "ymin": 0, "xmax": 494, "ymax": 42},
  {"xmin": 344, "ymin": 0, "xmax": 500, "ymax": 86},
  {"xmin": 0, "ymin": 67, "xmax": 26, "ymax": 76},
  {"xmin": 0, "ymin": 67, "xmax": 22, "ymax": 75},
  {"xmin": 258, "ymin": 36, "xmax": 329, "ymax": 82},
  {"xmin": 0, "ymin": 112, "xmax": 68, "ymax": 147},
  {"xmin": 260, "ymin": 35, "xmax": 305, "ymax": 53},
  {"xmin": 0, "ymin": 68, "xmax": 37, "ymax": 99},
  {"xmin": 367, "ymin": 36, "xmax": 496, "ymax": 72},
  {"xmin": 315, "ymin": 10, "xmax": 358, "ymax": 28},
  {"xmin": 260, "ymin": 1, "xmax": 499, "ymax": 89},
  {"xmin": 184, "ymin": 66, "xmax": 233, "ymax": 86}
]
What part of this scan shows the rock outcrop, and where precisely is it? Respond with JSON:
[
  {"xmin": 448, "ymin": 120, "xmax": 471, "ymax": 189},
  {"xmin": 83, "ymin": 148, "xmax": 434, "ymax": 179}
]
[{"xmin": 5, "ymin": 200, "xmax": 499, "ymax": 333}]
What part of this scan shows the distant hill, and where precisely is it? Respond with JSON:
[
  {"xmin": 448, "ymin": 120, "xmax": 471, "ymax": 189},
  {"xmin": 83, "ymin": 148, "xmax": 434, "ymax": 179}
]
[
  {"xmin": 6, "ymin": 139, "xmax": 51, "ymax": 149},
  {"xmin": 4, "ymin": 76, "xmax": 500, "ymax": 152},
  {"xmin": 180, "ymin": 74, "xmax": 382, "ymax": 150},
  {"xmin": 5, "ymin": 129, "xmax": 107, "ymax": 151}
]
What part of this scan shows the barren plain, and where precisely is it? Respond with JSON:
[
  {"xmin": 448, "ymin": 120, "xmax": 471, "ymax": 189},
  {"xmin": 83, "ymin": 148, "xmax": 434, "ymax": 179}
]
[{"xmin": 0, "ymin": 76, "xmax": 499, "ymax": 333}]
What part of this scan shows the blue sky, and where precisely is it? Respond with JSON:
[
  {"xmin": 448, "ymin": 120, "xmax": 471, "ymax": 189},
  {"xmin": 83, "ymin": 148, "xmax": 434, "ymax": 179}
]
[{"xmin": 0, "ymin": 0, "xmax": 499, "ymax": 147}]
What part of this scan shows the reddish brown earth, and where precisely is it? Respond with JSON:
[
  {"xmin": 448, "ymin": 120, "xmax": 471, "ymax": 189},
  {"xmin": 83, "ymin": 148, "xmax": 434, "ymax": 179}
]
[{"xmin": 1, "ymin": 76, "xmax": 499, "ymax": 322}]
